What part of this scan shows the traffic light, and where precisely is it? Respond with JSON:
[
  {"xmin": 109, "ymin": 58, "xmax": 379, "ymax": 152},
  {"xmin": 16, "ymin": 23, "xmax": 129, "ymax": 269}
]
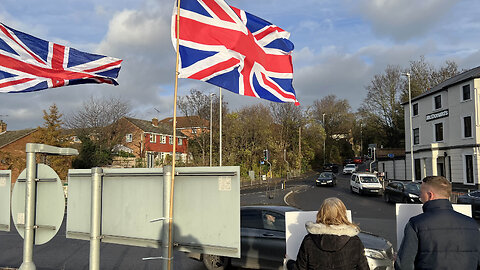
[
  {"xmin": 263, "ymin": 149, "xmax": 269, "ymax": 161},
  {"xmin": 367, "ymin": 148, "xmax": 371, "ymax": 158}
]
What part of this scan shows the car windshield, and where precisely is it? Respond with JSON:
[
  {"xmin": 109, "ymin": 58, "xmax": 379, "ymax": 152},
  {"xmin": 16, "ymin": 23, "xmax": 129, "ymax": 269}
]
[
  {"xmin": 319, "ymin": 172, "xmax": 332, "ymax": 177},
  {"xmin": 360, "ymin": 176, "xmax": 378, "ymax": 183},
  {"xmin": 346, "ymin": 165, "xmax": 355, "ymax": 168},
  {"xmin": 405, "ymin": 183, "xmax": 420, "ymax": 193}
]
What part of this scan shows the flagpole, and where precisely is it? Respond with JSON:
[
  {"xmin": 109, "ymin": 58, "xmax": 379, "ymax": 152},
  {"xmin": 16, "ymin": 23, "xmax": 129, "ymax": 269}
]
[
  {"xmin": 168, "ymin": 0, "xmax": 181, "ymax": 269},
  {"xmin": 219, "ymin": 87, "xmax": 222, "ymax": 166}
]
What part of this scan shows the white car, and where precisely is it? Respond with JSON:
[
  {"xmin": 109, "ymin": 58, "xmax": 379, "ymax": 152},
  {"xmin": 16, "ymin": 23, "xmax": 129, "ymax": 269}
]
[
  {"xmin": 350, "ymin": 173, "xmax": 383, "ymax": 195},
  {"xmin": 343, "ymin": 164, "xmax": 357, "ymax": 174}
]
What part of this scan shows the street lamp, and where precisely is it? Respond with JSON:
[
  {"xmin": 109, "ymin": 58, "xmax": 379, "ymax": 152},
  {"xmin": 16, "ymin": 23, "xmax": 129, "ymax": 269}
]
[
  {"xmin": 209, "ymin": 93, "xmax": 215, "ymax": 167},
  {"xmin": 323, "ymin": 113, "xmax": 326, "ymax": 165},
  {"xmin": 402, "ymin": 72, "xmax": 415, "ymax": 182}
]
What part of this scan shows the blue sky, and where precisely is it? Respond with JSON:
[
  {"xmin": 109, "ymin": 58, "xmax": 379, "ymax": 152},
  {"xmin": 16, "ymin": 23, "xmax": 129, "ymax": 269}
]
[{"xmin": 1, "ymin": 0, "xmax": 480, "ymax": 130}]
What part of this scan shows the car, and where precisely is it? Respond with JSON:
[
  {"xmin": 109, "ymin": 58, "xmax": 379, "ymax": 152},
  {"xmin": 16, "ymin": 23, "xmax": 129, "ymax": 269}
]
[
  {"xmin": 383, "ymin": 181, "xmax": 421, "ymax": 204},
  {"xmin": 199, "ymin": 205, "xmax": 395, "ymax": 270},
  {"xmin": 343, "ymin": 159, "xmax": 354, "ymax": 166},
  {"xmin": 316, "ymin": 172, "xmax": 336, "ymax": 186},
  {"xmin": 322, "ymin": 163, "xmax": 339, "ymax": 173},
  {"xmin": 353, "ymin": 157, "xmax": 363, "ymax": 164},
  {"xmin": 343, "ymin": 164, "xmax": 357, "ymax": 174},
  {"xmin": 457, "ymin": 190, "xmax": 480, "ymax": 219},
  {"xmin": 350, "ymin": 173, "xmax": 383, "ymax": 195}
]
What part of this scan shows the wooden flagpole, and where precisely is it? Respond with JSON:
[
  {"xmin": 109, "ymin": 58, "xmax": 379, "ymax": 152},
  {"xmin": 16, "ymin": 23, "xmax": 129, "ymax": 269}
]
[{"xmin": 168, "ymin": 0, "xmax": 181, "ymax": 269}]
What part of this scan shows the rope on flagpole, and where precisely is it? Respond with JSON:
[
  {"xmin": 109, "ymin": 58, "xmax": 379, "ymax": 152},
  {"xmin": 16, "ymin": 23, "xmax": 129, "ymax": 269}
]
[{"xmin": 168, "ymin": 0, "xmax": 181, "ymax": 269}]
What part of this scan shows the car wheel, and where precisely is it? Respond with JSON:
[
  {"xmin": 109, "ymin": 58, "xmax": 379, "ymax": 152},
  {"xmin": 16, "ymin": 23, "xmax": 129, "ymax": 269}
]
[
  {"xmin": 350, "ymin": 186, "xmax": 354, "ymax": 193},
  {"xmin": 203, "ymin": 254, "xmax": 230, "ymax": 270},
  {"xmin": 384, "ymin": 194, "xmax": 390, "ymax": 203}
]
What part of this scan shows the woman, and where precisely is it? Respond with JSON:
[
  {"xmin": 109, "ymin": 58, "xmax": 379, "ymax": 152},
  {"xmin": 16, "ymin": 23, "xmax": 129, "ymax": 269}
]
[{"xmin": 287, "ymin": 197, "xmax": 369, "ymax": 270}]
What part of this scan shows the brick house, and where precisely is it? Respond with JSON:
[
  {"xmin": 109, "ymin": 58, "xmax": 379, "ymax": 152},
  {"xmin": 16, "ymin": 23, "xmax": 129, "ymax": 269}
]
[
  {"xmin": 115, "ymin": 117, "xmax": 189, "ymax": 167},
  {"xmin": 0, "ymin": 121, "xmax": 39, "ymax": 182},
  {"xmin": 159, "ymin": 115, "xmax": 209, "ymax": 139}
]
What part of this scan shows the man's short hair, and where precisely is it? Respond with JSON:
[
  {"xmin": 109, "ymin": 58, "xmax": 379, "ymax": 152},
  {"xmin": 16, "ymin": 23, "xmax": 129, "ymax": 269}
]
[{"xmin": 422, "ymin": 176, "xmax": 452, "ymax": 198}]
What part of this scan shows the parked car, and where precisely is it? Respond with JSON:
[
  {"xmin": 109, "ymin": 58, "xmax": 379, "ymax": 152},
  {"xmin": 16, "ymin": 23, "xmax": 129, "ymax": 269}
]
[
  {"xmin": 316, "ymin": 172, "xmax": 337, "ymax": 186},
  {"xmin": 199, "ymin": 205, "xmax": 395, "ymax": 270},
  {"xmin": 383, "ymin": 181, "xmax": 421, "ymax": 203},
  {"xmin": 457, "ymin": 190, "xmax": 480, "ymax": 219},
  {"xmin": 350, "ymin": 173, "xmax": 383, "ymax": 195},
  {"xmin": 353, "ymin": 157, "xmax": 363, "ymax": 164},
  {"xmin": 343, "ymin": 164, "xmax": 357, "ymax": 174},
  {"xmin": 343, "ymin": 159, "xmax": 354, "ymax": 166},
  {"xmin": 322, "ymin": 163, "xmax": 339, "ymax": 173}
]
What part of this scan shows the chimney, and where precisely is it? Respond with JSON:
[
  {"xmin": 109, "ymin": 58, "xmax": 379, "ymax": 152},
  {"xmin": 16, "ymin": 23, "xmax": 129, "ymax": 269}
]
[
  {"xmin": 152, "ymin": 118, "xmax": 159, "ymax": 127},
  {"xmin": 0, "ymin": 120, "xmax": 6, "ymax": 133}
]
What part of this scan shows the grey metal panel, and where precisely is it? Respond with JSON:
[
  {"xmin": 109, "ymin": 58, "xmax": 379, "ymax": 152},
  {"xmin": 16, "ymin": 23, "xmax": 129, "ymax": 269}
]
[
  {"xmin": 174, "ymin": 166, "xmax": 240, "ymax": 258},
  {"xmin": 0, "ymin": 170, "xmax": 11, "ymax": 232},
  {"xmin": 101, "ymin": 168, "xmax": 164, "ymax": 248},
  {"xmin": 66, "ymin": 169, "xmax": 92, "ymax": 240}
]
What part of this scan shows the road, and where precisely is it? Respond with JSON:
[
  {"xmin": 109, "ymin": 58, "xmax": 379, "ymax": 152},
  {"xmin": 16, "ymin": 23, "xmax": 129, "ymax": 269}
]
[{"xmin": 285, "ymin": 172, "xmax": 398, "ymax": 248}]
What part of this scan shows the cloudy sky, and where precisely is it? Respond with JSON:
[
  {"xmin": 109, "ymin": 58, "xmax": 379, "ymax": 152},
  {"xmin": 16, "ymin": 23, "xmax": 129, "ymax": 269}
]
[{"xmin": 1, "ymin": 0, "xmax": 480, "ymax": 130}]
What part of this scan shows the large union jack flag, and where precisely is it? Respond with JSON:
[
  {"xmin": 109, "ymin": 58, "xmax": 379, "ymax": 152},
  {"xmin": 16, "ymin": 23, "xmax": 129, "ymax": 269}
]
[
  {"xmin": 0, "ymin": 23, "xmax": 122, "ymax": 93},
  {"xmin": 172, "ymin": 0, "xmax": 299, "ymax": 105}
]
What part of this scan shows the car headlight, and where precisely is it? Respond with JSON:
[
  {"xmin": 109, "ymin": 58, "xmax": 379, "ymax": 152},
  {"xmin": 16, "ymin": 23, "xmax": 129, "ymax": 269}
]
[
  {"xmin": 408, "ymin": 193, "xmax": 419, "ymax": 198},
  {"xmin": 364, "ymin": 248, "xmax": 385, "ymax": 260}
]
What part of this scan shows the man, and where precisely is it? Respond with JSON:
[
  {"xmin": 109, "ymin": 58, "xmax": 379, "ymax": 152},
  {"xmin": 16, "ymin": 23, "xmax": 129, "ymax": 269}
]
[{"xmin": 395, "ymin": 176, "xmax": 480, "ymax": 270}]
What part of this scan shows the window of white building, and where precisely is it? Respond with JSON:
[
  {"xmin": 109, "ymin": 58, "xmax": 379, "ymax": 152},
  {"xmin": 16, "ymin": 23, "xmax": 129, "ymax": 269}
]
[
  {"xmin": 413, "ymin": 103, "xmax": 418, "ymax": 116},
  {"xmin": 465, "ymin": 154, "xmax": 474, "ymax": 184},
  {"xmin": 462, "ymin": 84, "xmax": 471, "ymax": 101},
  {"xmin": 413, "ymin": 128, "xmax": 419, "ymax": 145},
  {"xmin": 434, "ymin": 122, "xmax": 443, "ymax": 141},
  {"xmin": 463, "ymin": 116, "xmax": 472, "ymax": 138},
  {"xmin": 434, "ymin": 95, "xmax": 442, "ymax": 110}
]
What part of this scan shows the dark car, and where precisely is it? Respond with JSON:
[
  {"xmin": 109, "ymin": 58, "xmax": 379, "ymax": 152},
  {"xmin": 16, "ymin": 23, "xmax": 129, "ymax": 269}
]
[
  {"xmin": 200, "ymin": 205, "xmax": 395, "ymax": 270},
  {"xmin": 343, "ymin": 159, "xmax": 353, "ymax": 166},
  {"xmin": 316, "ymin": 172, "xmax": 336, "ymax": 186},
  {"xmin": 322, "ymin": 163, "xmax": 339, "ymax": 173},
  {"xmin": 383, "ymin": 181, "xmax": 421, "ymax": 204},
  {"xmin": 457, "ymin": 190, "xmax": 480, "ymax": 219}
]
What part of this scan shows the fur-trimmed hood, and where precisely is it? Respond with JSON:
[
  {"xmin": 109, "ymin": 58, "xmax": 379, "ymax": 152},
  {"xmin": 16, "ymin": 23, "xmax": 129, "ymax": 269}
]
[
  {"xmin": 305, "ymin": 222, "xmax": 360, "ymax": 252},
  {"xmin": 305, "ymin": 221, "xmax": 359, "ymax": 236}
]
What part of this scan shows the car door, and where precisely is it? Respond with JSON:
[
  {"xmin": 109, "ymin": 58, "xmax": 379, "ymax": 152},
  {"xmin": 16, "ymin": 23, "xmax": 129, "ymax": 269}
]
[
  {"xmin": 470, "ymin": 191, "xmax": 480, "ymax": 218},
  {"xmin": 236, "ymin": 209, "xmax": 285, "ymax": 269},
  {"xmin": 392, "ymin": 183, "xmax": 403, "ymax": 202}
]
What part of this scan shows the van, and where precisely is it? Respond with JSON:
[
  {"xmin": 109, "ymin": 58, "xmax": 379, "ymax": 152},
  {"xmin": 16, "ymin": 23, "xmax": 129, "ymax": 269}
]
[{"xmin": 350, "ymin": 173, "xmax": 383, "ymax": 195}]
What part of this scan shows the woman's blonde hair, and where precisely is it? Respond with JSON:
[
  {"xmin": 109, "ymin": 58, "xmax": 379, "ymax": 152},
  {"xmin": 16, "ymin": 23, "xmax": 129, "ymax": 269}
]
[{"xmin": 316, "ymin": 197, "xmax": 358, "ymax": 229}]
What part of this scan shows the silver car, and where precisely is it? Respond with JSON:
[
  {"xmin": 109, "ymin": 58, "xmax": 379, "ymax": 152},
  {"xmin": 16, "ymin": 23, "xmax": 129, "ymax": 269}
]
[{"xmin": 198, "ymin": 205, "xmax": 394, "ymax": 270}]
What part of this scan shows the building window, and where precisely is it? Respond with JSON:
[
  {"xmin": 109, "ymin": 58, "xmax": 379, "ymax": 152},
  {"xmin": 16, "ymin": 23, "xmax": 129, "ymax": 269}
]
[
  {"xmin": 434, "ymin": 123, "xmax": 443, "ymax": 141},
  {"xmin": 126, "ymin": 133, "xmax": 132, "ymax": 142},
  {"xmin": 169, "ymin": 136, "xmax": 173, "ymax": 145},
  {"xmin": 463, "ymin": 85, "xmax": 471, "ymax": 101},
  {"xmin": 464, "ymin": 116, "xmax": 472, "ymax": 138},
  {"xmin": 465, "ymin": 155, "xmax": 474, "ymax": 184},
  {"xmin": 434, "ymin": 95, "xmax": 442, "ymax": 110},
  {"xmin": 178, "ymin": 138, "xmax": 183, "ymax": 145},
  {"xmin": 413, "ymin": 103, "xmax": 418, "ymax": 116},
  {"xmin": 161, "ymin": 135, "xmax": 166, "ymax": 144},
  {"xmin": 413, "ymin": 128, "xmax": 419, "ymax": 145},
  {"xmin": 414, "ymin": 159, "xmax": 421, "ymax": 181},
  {"xmin": 150, "ymin": 133, "xmax": 156, "ymax": 143}
]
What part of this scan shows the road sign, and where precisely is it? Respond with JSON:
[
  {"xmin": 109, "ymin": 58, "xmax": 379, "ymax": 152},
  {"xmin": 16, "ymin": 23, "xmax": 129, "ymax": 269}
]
[
  {"xmin": 387, "ymin": 153, "xmax": 395, "ymax": 158},
  {"xmin": 0, "ymin": 170, "xmax": 10, "ymax": 232},
  {"xmin": 11, "ymin": 164, "xmax": 65, "ymax": 245}
]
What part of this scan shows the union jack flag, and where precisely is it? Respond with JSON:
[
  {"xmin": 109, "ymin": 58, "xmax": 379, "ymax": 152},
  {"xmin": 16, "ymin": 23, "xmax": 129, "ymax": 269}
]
[
  {"xmin": 172, "ymin": 0, "xmax": 299, "ymax": 105},
  {"xmin": 0, "ymin": 23, "xmax": 122, "ymax": 93}
]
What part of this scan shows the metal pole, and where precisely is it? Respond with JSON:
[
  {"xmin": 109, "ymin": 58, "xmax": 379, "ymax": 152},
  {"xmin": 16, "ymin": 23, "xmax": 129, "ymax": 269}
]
[
  {"xmin": 406, "ymin": 73, "xmax": 415, "ymax": 182},
  {"xmin": 162, "ymin": 166, "xmax": 172, "ymax": 270},
  {"xmin": 219, "ymin": 87, "xmax": 222, "ymax": 166},
  {"xmin": 90, "ymin": 167, "xmax": 103, "ymax": 270},
  {"xmin": 19, "ymin": 152, "xmax": 37, "ymax": 270},
  {"xmin": 210, "ymin": 93, "xmax": 213, "ymax": 167},
  {"xmin": 322, "ymin": 113, "xmax": 326, "ymax": 164}
]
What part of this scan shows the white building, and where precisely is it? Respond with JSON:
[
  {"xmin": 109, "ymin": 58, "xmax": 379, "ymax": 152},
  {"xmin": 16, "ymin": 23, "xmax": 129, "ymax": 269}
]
[{"xmin": 379, "ymin": 66, "xmax": 480, "ymax": 188}]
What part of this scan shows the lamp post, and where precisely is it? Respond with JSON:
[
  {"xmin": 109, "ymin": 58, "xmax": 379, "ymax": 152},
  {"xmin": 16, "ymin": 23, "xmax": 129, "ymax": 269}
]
[
  {"xmin": 210, "ymin": 93, "xmax": 214, "ymax": 167},
  {"xmin": 403, "ymin": 72, "xmax": 415, "ymax": 182},
  {"xmin": 322, "ymin": 113, "xmax": 326, "ymax": 165}
]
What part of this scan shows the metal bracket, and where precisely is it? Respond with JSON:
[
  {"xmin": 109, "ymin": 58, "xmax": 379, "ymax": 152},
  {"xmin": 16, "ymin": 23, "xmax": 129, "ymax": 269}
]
[
  {"xmin": 17, "ymin": 224, "xmax": 56, "ymax": 230},
  {"xmin": 142, "ymin": 256, "xmax": 173, "ymax": 261},
  {"xmin": 149, "ymin": 217, "xmax": 172, "ymax": 223},
  {"xmin": 17, "ymin": 178, "xmax": 57, "ymax": 183}
]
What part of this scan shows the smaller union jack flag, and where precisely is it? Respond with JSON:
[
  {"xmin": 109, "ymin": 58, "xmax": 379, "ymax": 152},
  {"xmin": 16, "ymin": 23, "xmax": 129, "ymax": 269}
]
[
  {"xmin": 172, "ymin": 0, "xmax": 299, "ymax": 105},
  {"xmin": 0, "ymin": 22, "xmax": 122, "ymax": 93}
]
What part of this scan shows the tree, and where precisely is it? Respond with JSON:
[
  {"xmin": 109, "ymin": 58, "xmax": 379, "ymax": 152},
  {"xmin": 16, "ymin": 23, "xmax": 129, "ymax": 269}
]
[
  {"xmin": 35, "ymin": 104, "xmax": 72, "ymax": 179},
  {"xmin": 66, "ymin": 96, "xmax": 131, "ymax": 168}
]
